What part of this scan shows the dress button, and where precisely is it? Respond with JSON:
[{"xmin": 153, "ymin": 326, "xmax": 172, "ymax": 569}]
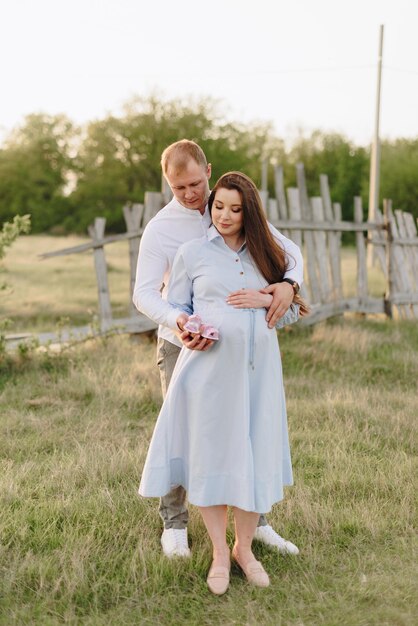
[
  {"xmin": 235, "ymin": 258, "xmax": 239, "ymax": 262},
  {"xmin": 240, "ymin": 271, "xmax": 244, "ymax": 275}
]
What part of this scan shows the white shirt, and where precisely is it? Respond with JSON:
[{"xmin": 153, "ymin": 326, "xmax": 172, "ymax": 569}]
[{"xmin": 133, "ymin": 196, "xmax": 304, "ymax": 347}]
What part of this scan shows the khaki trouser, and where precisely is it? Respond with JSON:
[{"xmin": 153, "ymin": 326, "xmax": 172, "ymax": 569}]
[{"xmin": 156, "ymin": 337, "xmax": 267, "ymax": 529}]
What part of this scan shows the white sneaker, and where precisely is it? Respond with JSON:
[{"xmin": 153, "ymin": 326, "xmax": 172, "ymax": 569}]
[
  {"xmin": 254, "ymin": 525, "xmax": 299, "ymax": 555},
  {"xmin": 161, "ymin": 528, "xmax": 191, "ymax": 558}
]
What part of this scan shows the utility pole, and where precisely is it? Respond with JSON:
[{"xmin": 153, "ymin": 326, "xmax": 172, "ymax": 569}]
[{"xmin": 368, "ymin": 24, "xmax": 384, "ymax": 266}]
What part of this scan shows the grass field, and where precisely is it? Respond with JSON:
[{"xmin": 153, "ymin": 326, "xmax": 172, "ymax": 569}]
[
  {"xmin": 2, "ymin": 235, "xmax": 132, "ymax": 333},
  {"xmin": 1, "ymin": 237, "xmax": 417, "ymax": 625}
]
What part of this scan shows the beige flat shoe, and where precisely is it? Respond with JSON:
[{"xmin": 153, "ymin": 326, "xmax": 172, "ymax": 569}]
[
  {"xmin": 232, "ymin": 548, "xmax": 270, "ymax": 588},
  {"xmin": 207, "ymin": 565, "xmax": 230, "ymax": 595}
]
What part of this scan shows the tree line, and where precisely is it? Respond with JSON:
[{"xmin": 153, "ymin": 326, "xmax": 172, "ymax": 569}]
[{"xmin": 0, "ymin": 95, "xmax": 417, "ymax": 234}]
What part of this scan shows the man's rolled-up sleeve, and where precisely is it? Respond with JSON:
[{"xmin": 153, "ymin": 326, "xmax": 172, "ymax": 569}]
[{"xmin": 275, "ymin": 303, "xmax": 300, "ymax": 329}]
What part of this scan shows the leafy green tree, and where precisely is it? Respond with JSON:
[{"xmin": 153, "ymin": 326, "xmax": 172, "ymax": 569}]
[
  {"xmin": 0, "ymin": 114, "xmax": 74, "ymax": 232},
  {"xmin": 284, "ymin": 130, "xmax": 368, "ymax": 220},
  {"xmin": 69, "ymin": 95, "xmax": 286, "ymax": 232},
  {"xmin": 1, "ymin": 97, "xmax": 417, "ymax": 235},
  {"xmin": 202, "ymin": 120, "xmax": 286, "ymax": 186},
  {"xmin": 69, "ymin": 96, "xmax": 219, "ymax": 231},
  {"xmin": 377, "ymin": 138, "xmax": 418, "ymax": 218}
]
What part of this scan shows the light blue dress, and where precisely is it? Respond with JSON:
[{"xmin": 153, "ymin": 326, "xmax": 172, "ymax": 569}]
[{"xmin": 139, "ymin": 226, "xmax": 299, "ymax": 513}]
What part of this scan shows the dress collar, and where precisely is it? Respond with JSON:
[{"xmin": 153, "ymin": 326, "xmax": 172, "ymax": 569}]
[
  {"xmin": 207, "ymin": 224, "xmax": 221, "ymax": 241},
  {"xmin": 207, "ymin": 225, "xmax": 246, "ymax": 252}
]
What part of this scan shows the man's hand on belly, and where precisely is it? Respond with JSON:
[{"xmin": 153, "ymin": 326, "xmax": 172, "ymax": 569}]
[{"xmin": 260, "ymin": 282, "xmax": 294, "ymax": 328}]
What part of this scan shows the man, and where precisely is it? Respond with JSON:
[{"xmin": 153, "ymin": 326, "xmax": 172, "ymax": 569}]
[{"xmin": 133, "ymin": 140, "xmax": 303, "ymax": 558}]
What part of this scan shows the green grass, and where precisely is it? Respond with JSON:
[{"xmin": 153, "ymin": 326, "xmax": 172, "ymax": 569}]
[{"xmin": 1, "ymin": 319, "xmax": 417, "ymax": 625}]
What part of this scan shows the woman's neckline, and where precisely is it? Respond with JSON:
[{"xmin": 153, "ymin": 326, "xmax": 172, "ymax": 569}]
[{"xmin": 223, "ymin": 236, "xmax": 246, "ymax": 252}]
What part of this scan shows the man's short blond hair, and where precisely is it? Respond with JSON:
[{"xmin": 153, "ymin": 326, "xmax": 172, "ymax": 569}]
[{"xmin": 161, "ymin": 139, "xmax": 207, "ymax": 175}]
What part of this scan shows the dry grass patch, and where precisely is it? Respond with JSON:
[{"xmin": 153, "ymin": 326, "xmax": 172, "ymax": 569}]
[{"xmin": 3, "ymin": 235, "xmax": 131, "ymax": 331}]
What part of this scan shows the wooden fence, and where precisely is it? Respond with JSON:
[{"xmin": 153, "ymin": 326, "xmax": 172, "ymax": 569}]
[
  {"xmin": 264, "ymin": 164, "xmax": 418, "ymax": 323},
  {"xmin": 33, "ymin": 164, "xmax": 418, "ymax": 343}
]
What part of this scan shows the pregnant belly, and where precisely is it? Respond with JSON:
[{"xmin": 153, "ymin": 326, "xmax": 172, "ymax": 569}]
[{"xmin": 204, "ymin": 307, "xmax": 275, "ymax": 348}]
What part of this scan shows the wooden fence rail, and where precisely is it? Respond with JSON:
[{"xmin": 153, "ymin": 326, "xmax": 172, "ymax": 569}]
[{"xmin": 9, "ymin": 163, "xmax": 418, "ymax": 348}]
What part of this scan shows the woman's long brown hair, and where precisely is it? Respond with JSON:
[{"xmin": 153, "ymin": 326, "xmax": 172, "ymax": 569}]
[{"xmin": 208, "ymin": 171, "xmax": 309, "ymax": 315}]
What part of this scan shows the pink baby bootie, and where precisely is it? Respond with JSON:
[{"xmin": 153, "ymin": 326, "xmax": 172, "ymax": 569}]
[
  {"xmin": 183, "ymin": 314, "xmax": 203, "ymax": 334},
  {"xmin": 183, "ymin": 314, "xmax": 219, "ymax": 340},
  {"xmin": 200, "ymin": 324, "xmax": 219, "ymax": 340}
]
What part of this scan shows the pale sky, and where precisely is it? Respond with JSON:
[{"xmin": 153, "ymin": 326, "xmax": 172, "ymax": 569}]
[{"xmin": 1, "ymin": 0, "xmax": 417, "ymax": 146}]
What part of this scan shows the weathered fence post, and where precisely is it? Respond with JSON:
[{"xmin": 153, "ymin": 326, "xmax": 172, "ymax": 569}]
[
  {"xmin": 261, "ymin": 159, "xmax": 268, "ymax": 192},
  {"xmin": 333, "ymin": 202, "xmax": 342, "ymax": 242},
  {"xmin": 383, "ymin": 200, "xmax": 395, "ymax": 319},
  {"xmin": 143, "ymin": 192, "xmax": 163, "ymax": 226},
  {"xmin": 257, "ymin": 159, "xmax": 269, "ymax": 214},
  {"xmin": 403, "ymin": 213, "xmax": 418, "ymax": 276},
  {"xmin": 286, "ymin": 187, "xmax": 308, "ymax": 300},
  {"xmin": 370, "ymin": 207, "xmax": 388, "ymax": 279},
  {"xmin": 286, "ymin": 188, "xmax": 302, "ymax": 248},
  {"xmin": 297, "ymin": 163, "xmax": 321, "ymax": 304},
  {"xmin": 320, "ymin": 175, "xmax": 343, "ymax": 300},
  {"xmin": 387, "ymin": 201, "xmax": 412, "ymax": 319},
  {"xmin": 311, "ymin": 197, "xmax": 331, "ymax": 302},
  {"xmin": 274, "ymin": 165, "xmax": 288, "ymax": 220},
  {"xmin": 88, "ymin": 217, "xmax": 113, "ymax": 331},
  {"xmin": 123, "ymin": 203, "xmax": 144, "ymax": 315},
  {"xmin": 268, "ymin": 198, "xmax": 279, "ymax": 223},
  {"xmin": 394, "ymin": 209, "xmax": 418, "ymax": 317},
  {"xmin": 259, "ymin": 189, "xmax": 269, "ymax": 213},
  {"xmin": 354, "ymin": 197, "xmax": 368, "ymax": 304}
]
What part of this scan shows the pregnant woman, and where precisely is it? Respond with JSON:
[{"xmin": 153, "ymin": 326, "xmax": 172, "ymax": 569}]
[{"xmin": 139, "ymin": 171, "xmax": 307, "ymax": 594}]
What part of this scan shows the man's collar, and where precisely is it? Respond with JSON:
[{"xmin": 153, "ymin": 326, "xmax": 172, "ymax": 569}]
[{"xmin": 170, "ymin": 196, "xmax": 209, "ymax": 218}]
